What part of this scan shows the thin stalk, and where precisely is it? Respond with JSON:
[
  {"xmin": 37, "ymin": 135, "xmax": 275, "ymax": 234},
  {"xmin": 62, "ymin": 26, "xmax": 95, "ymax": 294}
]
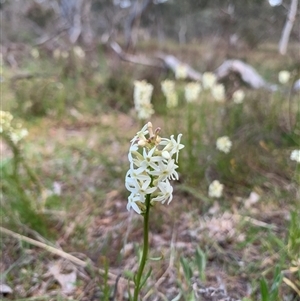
[
  {"xmin": 133, "ymin": 193, "xmax": 151, "ymax": 301},
  {"xmin": 187, "ymin": 103, "xmax": 196, "ymax": 184}
]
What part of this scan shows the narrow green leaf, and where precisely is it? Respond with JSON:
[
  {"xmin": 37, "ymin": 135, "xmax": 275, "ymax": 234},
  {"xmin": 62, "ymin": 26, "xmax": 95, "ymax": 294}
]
[
  {"xmin": 139, "ymin": 267, "xmax": 152, "ymax": 289},
  {"xmin": 180, "ymin": 256, "xmax": 193, "ymax": 284},
  {"xmin": 260, "ymin": 277, "xmax": 270, "ymax": 301},
  {"xmin": 195, "ymin": 247, "xmax": 206, "ymax": 281},
  {"xmin": 149, "ymin": 254, "xmax": 164, "ymax": 261}
]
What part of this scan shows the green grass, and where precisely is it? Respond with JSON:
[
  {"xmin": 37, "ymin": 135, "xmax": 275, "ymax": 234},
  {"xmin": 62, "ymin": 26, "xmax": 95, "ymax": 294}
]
[{"xmin": 0, "ymin": 40, "xmax": 299, "ymax": 300}]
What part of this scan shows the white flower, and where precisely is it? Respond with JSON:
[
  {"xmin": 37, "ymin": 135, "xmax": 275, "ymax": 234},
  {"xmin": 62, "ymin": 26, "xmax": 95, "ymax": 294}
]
[
  {"xmin": 0, "ymin": 111, "xmax": 28, "ymax": 144},
  {"xmin": 161, "ymin": 80, "xmax": 175, "ymax": 96},
  {"xmin": 208, "ymin": 180, "xmax": 224, "ymax": 198},
  {"xmin": 137, "ymin": 103, "xmax": 154, "ymax": 120},
  {"xmin": 31, "ymin": 48, "xmax": 39, "ymax": 59},
  {"xmin": 125, "ymin": 122, "xmax": 184, "ymax": 214},
  {"xmin": 125, "ymin": 177, "xmax": 157, "ymax": 200},
  {"xmin": 216, "ymin": 136, "xmax": 232, "ymax": 154},
  {"xmin": 149, "ymin": 159, "xmax": 179, "ymax": 182},
  {"xmin": 166, "ymin": 92, "xmax": 178, "ymax": 108},
  {"xmin": 175, "ymin": 64, "xmax": 188, "ymax": 80},
  {"xmin": 126, "ymin": 167, "xmax": 150, "ymax": 182},
  {"xmin": 278, "ymin": 70, "xmax": 290, "ymax": 84},
  {"xmin": 134, "ymin": 80, "xmax": 153, "ymax": 107},
  {"xmin": 130, "ymin": 123, "xmax": 149, "ymax": 145},
  {"xmin": 73, "ymin": 46, "xmax": 85, "ymax": 59},
  {"xmin": 161, "ymin": 134, "xmax": 184, "ymax": 163},
  {"xmin": 161, "ymin": 80, "xmax": 178, "ymax": 108},
  {"xmin": 232, "ymin": 89, "xmax": 245, "ymax": 104},
  {"xmin": 202, "ymin": 72, "xmax": 217, "ymax": 90},
  {"xmin": 61, "ymin": 51, "xmax": 69, "ymax": 59},
  {"xmin": 211, "ymin": 84, "xmax": 225, "ymax": 102},
  {"xmin": 133, "ymin": 80, "xmax": 154, "ymax": 120},
  {"xmin": 184, "ymin": 82, "xmax": 202, "ymax": 103},
  {"xmin": 290, "ymin": 150, "xmax": 300, "ymax": 163},
  {"xmin": 10, "ymin": 128, "xmax": 28, "ymax": 143},
  {"xmin": 0, "ymin": 110, "xmax": 13, "ymax": 126},
  {"xmin": 152, "ymin": 180, "xmax": 173, "ymax": 204},
  {"xmin": 127, "ymin": 194, "xmax": 143, "ymax": 214},
  {"xmin": 141, "ymin": 147, "xmax": 164, "ymax": 171},
  {"xmin": 53, "ymin": 49, "xmax": 61, "ymax": 59}
]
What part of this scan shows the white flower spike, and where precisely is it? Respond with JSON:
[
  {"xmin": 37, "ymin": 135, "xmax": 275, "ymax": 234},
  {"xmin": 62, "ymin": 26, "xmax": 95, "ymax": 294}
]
[
  {"xmin": 184, "ymin": 82, "xmax": 202, "ymax": 103},
  {"xmin": 232, "ymin": 89, "xmax": 245, "ymax": 104},
  {"xmin": 161, "ymin": 80, "xmax": 178, "ymax": 108},
  {"xmin": 0, "ymin": 110, "xmax": 28, "ymax": 144},
  {"xmin": 211, "ymin": 84, "xmax": 226, "ymax": 102},
  {"xmin": 133, "ymin": 80, "xmax": 154, "ymax": 120},
  {"xmin": 125, "ymin": 122, "xmax": 184, "ymax": 214},
  {"xmin": 202, "ymin": 72, "xmax": 217, "ymax": 90}
]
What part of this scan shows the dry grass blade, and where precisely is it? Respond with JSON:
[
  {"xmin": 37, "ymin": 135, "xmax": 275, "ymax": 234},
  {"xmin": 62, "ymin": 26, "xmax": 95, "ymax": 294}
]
[
  {"xmin": 282, "ymin": 277, "xmax": 300, "ymax": 296},
  {"xmin": 0, "ymin": 226, "xmax": 130, "ymax": 285},
  {"xmin": 234, "ymin": 214, "xmax": 278, "ymax": 230}
]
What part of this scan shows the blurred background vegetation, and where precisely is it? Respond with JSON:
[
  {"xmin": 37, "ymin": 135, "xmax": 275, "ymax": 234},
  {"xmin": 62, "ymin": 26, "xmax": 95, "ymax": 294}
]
[
  {"xmin": 1, "ymin": 0, "xmax": 298, "ymax": 48},
  {"xmin": 0, "ymin": 0, "xmax": 299, "ymax": 300}
]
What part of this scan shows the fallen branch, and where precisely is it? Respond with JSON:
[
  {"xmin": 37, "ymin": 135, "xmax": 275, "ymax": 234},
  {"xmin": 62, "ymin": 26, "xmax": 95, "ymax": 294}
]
[
  {"xmin": 110, "ymin": 41, "xmax": 163, "ymax": 68},
  {"xmin": 215, "ymin": 59, "xmax": 278, "ymax": 91},
  {"xmin": 155, "ymin": 53, "xmax": 202, "ymax": 81},
  {"xmin": 34, "ymin": 27, "xmax": 70, "ymax": 46},
  {"xmin": 110, "ymin": 41, "xmax": 202, "ymax": 81},
  {"xmin": 110, "ymin": 42, "xmax": 282, "ymax": 90}
]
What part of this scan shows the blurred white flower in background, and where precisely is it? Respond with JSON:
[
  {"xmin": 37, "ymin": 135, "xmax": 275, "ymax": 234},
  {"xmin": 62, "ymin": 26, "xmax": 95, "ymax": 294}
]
[
  {"xmin": 161, "ymin": 79, "xmax": 175, "ymax": 96},
  {"xmin": 184, "ymin": 82, "xmax": 202, "ymax": 103},
  {"xmin": 232, "ymin": 89, "xmax": 245, "ymax": 104},
  {"xmin": 125, "ymin": 122, "xmax": 184, "ymax": 214},
  {"xmin": 161, "ymin": 80, "xmax": 178, "ymax": 108},
  {"xmin": 211, "ymin": 83, "xmax": 226, "ymax": 102},
  {"xmin": 53, "ymin": 49, "xmax": 61, "ymax": 60},
  {"xmin": 175, "ymin": 64, "xmax": 188, "ymax": 80},
  {"xmin": 0, "ymin": 111, "xmax": 13, "ymax": 131},
  {"xmin": 31, "ymin": 48, "xmax": 40, "ymax": 59},
  {"xmin": 290, "ymin": 150, "xmax": 300, "ymax": 163},
  {"xmin": 133, "ymin": 80, "xmax": 154, "ymax": 120},
  {"xmin": 136, "ymin": 103, "xmax": 155, "ymax": 120},
  {"xmin": 0, "ymin": 110, "xmax": 28, "ymax": 144},
  {"xmin": 73, "ymin": 46, "xmax": 85, "ymax": 59},
  {"xmin": 10, "ymin": 128, "xmax": 28, "ymax": 144},
  {"xmin": 216, "ymin": 136, "xmax": 232, "ymax": 154},
  {"xmin": 278, "ymin": 70, "xmax": 290, "ymax": 84},
  {"xmin": 166, "ymin": 92, "xmax": 178, "ymax": 108},
  {"xmin": 202, "ymin": 72, "xmax": 217, "ymax": 90},
  {"xmin": 61, "ymin": 51, "xmax": 69, "ymax": 59},
  {"xmin": 208, "ymin": 180, "xmax": 224, "ymax": 198}
]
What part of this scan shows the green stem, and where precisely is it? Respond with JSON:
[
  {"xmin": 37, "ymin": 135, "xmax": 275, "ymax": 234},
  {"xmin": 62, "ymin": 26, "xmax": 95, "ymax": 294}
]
[{"xmin": 133, "ymin": 194, "xmax": 151, "ymax": 301}]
